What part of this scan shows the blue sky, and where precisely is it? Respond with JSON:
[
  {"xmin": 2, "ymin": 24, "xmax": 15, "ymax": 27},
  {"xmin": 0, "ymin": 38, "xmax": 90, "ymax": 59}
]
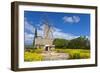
[{"xmin": 24, "ymin": 11, "xmax": 90, "ymax": 45}]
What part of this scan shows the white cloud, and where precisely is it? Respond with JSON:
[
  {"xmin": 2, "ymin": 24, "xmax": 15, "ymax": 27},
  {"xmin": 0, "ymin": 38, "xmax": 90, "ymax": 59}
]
[
  {"xmin": 63, "ymin": 16, "xmax": 80, "ymax": 23},
  {"xmin": 24, "ymin": 18, "xmax": 35, "ymax": 45},
  {"xmin": 24, "ymin": 32, "xmax": 34, "ymax": 45},
  {"xmin": 53, "ymin": 27, "xmax": 62, "ymax": 32},
  {"xmin": 24, "ymin": 18, "xmax": 35, "ymax": 33},
  {"xmin": 24, "ymin": 17, "xmax": 79, "ymax": 45},
  {"xmin": 53, "ymin": 27, "xmax": 79, "ymax": 40},
  {"xmin": 24, "ymin": 29, "xmax": 43, "ymax": 45},
  {"xmin": 24, "ymin": 18, "xmax": 43, "ymax": 45},
  {"xmin": 38, "ymin": 25, "xmax": 79, "ymax": 40}
]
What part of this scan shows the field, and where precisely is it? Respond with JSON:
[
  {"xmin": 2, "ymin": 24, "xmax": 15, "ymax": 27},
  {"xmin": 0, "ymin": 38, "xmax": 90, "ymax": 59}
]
[
  {"xmin": 24, "ymin": 48, "xmax": 90, "ymax": 61},
  {"xmin": 55, "ymin": 49, "xmax": 90, "ymax": 59}
]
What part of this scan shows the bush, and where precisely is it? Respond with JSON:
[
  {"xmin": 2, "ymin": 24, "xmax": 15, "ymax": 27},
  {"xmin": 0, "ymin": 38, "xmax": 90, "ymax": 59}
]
[
  {"xmin": 34, "ymin": 49, "xmax": 43, "ymax": 53},
  {"xmin": 55, "ymin": 49, "xmax": 90, "ymax": 59},
  {"xmin": 25, "ymin": 48, "xmax": 43, "ymax": 53},
  {"xmin": 65, "ymin": 49, "xmax": 90, "ymax": 59},
  {"xmin": 80, "ymin": 53, "xmax": 90, "ymax": 59},
  {"xmin": 24, "ymin": 51, "xmax": 43, "ymax": 61},
  {"xmin": 55, "ymin": 49, "xmax": 66, "ymax": 53},
  {"xmin": 69, "ymin": 51, "xmax": 81, "ymax": 59}
]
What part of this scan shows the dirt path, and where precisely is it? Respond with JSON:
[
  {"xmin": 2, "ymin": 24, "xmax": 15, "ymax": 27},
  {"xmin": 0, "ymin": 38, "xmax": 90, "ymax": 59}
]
[{"xmin": 41, "ymin": 51, "xmax": 69, "ymax": 60}]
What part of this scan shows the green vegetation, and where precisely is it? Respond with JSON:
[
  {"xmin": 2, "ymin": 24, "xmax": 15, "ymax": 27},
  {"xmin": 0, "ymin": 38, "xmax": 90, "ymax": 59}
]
[
  {"xmin": 53, "ymin": 36, "xmax": 90, "ymax": 59},
  {"xmin": 24, "ymin": 36, "xmax": 90, "ymax": 61},
  {"xmin": 53, "ymin": 36, "xmax": 90, "ymax": 49},
  {"xmin": 25, "ymin": 45, "xmax": 34, "ymax": 49},
  {"xmin": 24, "ymin": 49, "xmax": 43, "ymax": 61},
  {"xmin": 53, "ymin": 38, "xmax": 69, "ymax": 48},
  {"xmin": 55, "ymin": 49, "xmax": 90, "ymax": 59}
]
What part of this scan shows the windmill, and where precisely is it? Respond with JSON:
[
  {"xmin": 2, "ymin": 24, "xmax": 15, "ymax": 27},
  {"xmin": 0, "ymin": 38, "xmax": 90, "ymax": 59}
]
[
  {"xmin": 42, "ymin": 19, "xmax": 55, "ymax": 51},
  {"xmin": 33, "ymin": 15, "xmax": 55, "ymax": 51}
]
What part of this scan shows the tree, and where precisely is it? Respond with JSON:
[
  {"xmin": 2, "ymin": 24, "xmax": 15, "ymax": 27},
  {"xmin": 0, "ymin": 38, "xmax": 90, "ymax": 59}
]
[
  {"xmin": 53, "ymin": 36, "xmax": 90, "ymax": 49},
  {"xmin": 53, "ymin": 38, "xmax": 69, "ymax": 48},
  {"xmin": 67, "ymin": 36, "xmax": 90, "ymax": 49},
  {"xmin": 33, "ymin": 28, "xmax": 37, "ymax": 48}
]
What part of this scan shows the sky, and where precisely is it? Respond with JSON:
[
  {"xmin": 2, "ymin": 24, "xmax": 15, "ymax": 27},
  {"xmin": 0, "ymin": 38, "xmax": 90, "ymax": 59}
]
[{"xmin": 24, "ymin": 11, "xmax": 90, "ymax": 45}]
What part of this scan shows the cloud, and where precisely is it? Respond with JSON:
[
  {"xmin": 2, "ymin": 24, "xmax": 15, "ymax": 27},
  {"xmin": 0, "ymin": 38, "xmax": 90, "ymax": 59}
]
[
  {"xmin": 24, "ymin": 30, "xmax": 43, "ymax": 45},
  {"xmin": 24, "ymin": 18, "xmax": 35, "ymax": 33},
  {"xmin": 24, "ymin": 18, "xmax": 35, "ymax": 45},
  {"xmin": 24, "ymin": 18, "xmax": 44, "ymax": 45},
  {"xmin": 53, "ymin": 27, "xmax": 79, "ymax": 40},
  {"xmin": 53, "ymin": 27, "xmax": 62, "ymax": 32},
  {"xmin": 24, "ymin": 32, "xmax": 34, "ymax": 45},
  {"xmin": 24, "ymin": 17, "xmax": 79, "ymax": 45},
  {"xmin": 37, "ymin": 25, "xmax": 78, "ymax": 40},
  {"xmin": 63, "ymin": 16, "xmax": 80, "ymax": 23}
]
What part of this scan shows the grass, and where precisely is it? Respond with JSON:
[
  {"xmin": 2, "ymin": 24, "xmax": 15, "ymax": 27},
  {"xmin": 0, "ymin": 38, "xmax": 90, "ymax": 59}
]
[
  {"xmin": 55, "ymin": 49, "xmax": 90, "ymax": 59},
  {"xmin": 24, "ymin": 48, "xmax": 90, "ymax": 61}
]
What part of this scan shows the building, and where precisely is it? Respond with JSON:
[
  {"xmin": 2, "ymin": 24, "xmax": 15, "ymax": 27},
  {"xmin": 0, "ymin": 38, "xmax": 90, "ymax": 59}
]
[{"xmin": 33, "ymin": 20, "xmax": 55, "ymax": 51}]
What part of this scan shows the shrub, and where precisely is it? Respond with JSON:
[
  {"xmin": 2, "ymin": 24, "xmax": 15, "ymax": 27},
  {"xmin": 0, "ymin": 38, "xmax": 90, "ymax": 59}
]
[
  {"xmin": 25, "ymin": 48, "xmax": 43, "ymax": 53},
  {"xmin": 55, "ymin": 49, "xmax": 65, "ymax": 53},
  {"xmin": 24, "ymin": 51, "xmax": 43, "ymax": 61},
  {"xmin": 66, "ymin": 49, "xmax": 90, "ymax": 59},
  {"xmin": 69, "ymin": 52, "xmax": 81, "ymax": 59},
  {"xmin": 34, "ymin": 49, "xmax": 43, "ymax": 53},
  {"xmin": 55, "ymin": 49, "xmax": 90, "ymax": 59},
  {"xmin": 80, "ymin": 53, "xmax": 90, "ymax": 59}
]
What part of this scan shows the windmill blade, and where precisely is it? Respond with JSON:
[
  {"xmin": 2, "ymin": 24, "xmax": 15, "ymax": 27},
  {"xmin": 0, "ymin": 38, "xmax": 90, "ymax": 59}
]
[
  {"xmin": 32, "ymin": 27, "xmax": 35, "ymax": 34},
  {"xmin": 50, "ymin": 31, "xmax": 53, "ymax": 39},
  {"xmin": 49, "ymin": 27, "xmax": 53, "ymax": 39}
]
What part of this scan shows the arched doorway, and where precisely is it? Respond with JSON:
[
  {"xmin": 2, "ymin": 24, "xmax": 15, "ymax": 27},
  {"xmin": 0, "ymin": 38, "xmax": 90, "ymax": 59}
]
[
  {"xmin": 45, "ymin": 46, "xmax": 49, "ymax": 51},
  {"xmin": 44, "ymin": 45, "xmax": 50, "ymax": 51}
]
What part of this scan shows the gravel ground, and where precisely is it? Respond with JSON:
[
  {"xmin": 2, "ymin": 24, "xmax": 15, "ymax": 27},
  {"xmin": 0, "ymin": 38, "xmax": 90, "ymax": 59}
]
[{"xmin": 41, "ymin": 51, "xmax": 69, "ymax": 60}]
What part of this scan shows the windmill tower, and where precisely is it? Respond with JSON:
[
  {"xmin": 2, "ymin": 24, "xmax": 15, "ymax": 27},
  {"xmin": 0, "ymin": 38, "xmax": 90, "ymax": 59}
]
[
  {"xmin": 33, "ymin": 17, "xmax": 55, "ymax": 51},
  {"xmin": 42, "ymin": 20, "xmax": 55, "ymax": 51}
]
